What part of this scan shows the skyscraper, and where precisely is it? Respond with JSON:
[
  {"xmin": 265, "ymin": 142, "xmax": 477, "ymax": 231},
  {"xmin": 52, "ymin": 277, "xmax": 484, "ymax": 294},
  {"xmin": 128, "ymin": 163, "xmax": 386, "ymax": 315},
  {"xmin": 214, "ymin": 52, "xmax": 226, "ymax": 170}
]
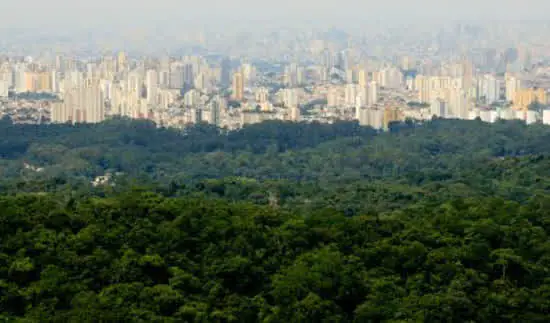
[
  {"xmin": 345, "ymin": 84, "xmax": 357, "ymax": 107},
  {"xmin": 255, "ymin": 87, "xmax": 269, "ymax": 104},
  {"xmin": 209, "ymin": 98, "xmax": 221, "ymax": 126},
  {"xmin": 356, "ymin": 106, "xmax": 368, "ymax": 126},
  {"xmin": 117, "ymin": 52, "xmax": 127, "ymax": 72},
  {"xmin": 431, "ymin": 99, "xmax": 447, "ymax": 118},
  {"xmin": 78, "ymin": 78, "xmax": 105, "ymax": 123},
  {"xmin": 357, "ymin": 69, "xmax": 368, "ymax": 88},
  {"xmin": 505, "ymin": 73, "xmax": 521, "ymax": 102},
  {"xmin": 480, "ymin": 74, "xmax": 501, "ymax": 104},
  {"xmin": 290, "ymin": 106, "xmax": 301, "ymax": 122},
  {"xmin": 240, "ymin": 63, "xmax": 256, "ymax": 87},
  {"xmin": 284, "ymin": 63, "xmax": 300, "ymax": 87},
  {"xmin": 0, "ymin": 80, "xmax": 8, "ymax": 97},
  {"xmin": 183, "ymin": 63, "xmax": 195, "ymax": 88},
  {"xmin": 282, "ymin": 88, "xmax": 298, "ymax": 108},
  {"xmin": 232, "ymin": 72, "xmax": 244, "ymax": 101},
  {"xmin": 327, "ymin": 87, "xmax": 340, "ymax": 108},
  {"xmin": 449, "ymin": 88, "xmax": 470, "ymax": 119},
  {"xmin": 145, "ymin": 70, "xmax": 159, "ymax": 104},
  {"xmin": 415, "ymin": 75, "xmax": 431, "ymax": 103},
  {"xmin": 368, "ymin": 81, "xmax": 379, "ymax": 106}
]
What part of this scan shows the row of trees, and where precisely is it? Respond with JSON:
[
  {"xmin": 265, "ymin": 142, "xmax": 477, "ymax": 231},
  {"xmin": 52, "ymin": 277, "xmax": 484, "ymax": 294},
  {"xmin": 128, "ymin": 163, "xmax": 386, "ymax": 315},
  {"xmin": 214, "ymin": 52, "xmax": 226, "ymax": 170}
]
[{"xmin": 1, "ymin": 118, "xmax": 550, "ymax": 214}]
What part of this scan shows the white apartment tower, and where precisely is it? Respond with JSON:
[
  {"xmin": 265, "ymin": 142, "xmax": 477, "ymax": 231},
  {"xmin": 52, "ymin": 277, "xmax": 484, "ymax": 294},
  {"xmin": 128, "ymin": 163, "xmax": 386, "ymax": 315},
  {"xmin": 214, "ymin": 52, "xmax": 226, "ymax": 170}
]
[
  {"xmin": 368, "ymin": 81, "xmax": 379, "ymax": 106},
  {"xmin": 505, "ymin": 74, "xmax": 521, "ymax": 102},
  {"xmin": 146, "ymin": 69, "xmax": 159, "ymax": 105},
  {"xmin": 480, "ymin": 74, "xmax": 501, "ymax": 104},
  {"xmin": 431, "ymin": 99, "xmax": 447, "ymax": 118},
  {"xmin": 345, "ymin": 84, "xmax": 357, "ymax": 107}
]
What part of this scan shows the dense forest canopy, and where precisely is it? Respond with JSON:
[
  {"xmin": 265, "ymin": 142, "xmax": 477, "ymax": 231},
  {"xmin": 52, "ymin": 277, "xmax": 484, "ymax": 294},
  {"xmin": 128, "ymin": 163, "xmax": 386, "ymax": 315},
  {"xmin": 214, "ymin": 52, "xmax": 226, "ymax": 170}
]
[{"xmin": 3, "ymin": 118, "xmax": 550, "ymax": 321}]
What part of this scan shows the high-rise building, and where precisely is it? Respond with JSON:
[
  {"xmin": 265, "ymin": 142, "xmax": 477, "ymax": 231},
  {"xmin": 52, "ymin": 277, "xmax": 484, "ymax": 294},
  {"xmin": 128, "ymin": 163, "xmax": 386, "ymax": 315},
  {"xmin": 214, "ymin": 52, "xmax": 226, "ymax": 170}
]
[
  {"xmin": 479, "ymin": 74, "xmax": 501, "ymax": 104},
  {"xmin": 356, "ymin": 107, "xmax": 368, "ymax": 126},
  {"xmin": 337, "ymin": 50, "xmax": 351, "ymax": 71},
  {"xmin": 208, "ymin": 98, "xmax": 222, "ymax": 126},
  {"xmin": 290, "ymin": 106, "xmax": 301, "ymax": 122},
  {"xmin": 183, "ymin": 89, "xmax": 200, "ymax": 107},
  {"xmin": 514, "ymin": 88, "xmax": 547, "ymax": 111},
  {"xmin": 51, "ymin": 71, "xmax": 59, "ymax": 93},
  {"xmin": 368, "ymin": 108, "xmax": 385, "ymax": 130},
  {"xmin": 345, "ymin": 68, "xmax": 354, "ymax": 84},
  {"xmin": 449, "ymin": 88, "xmax": 470, "ymax": 119},
  {"xmin": 55, "ymin": 55, "xmax": 64, "ymax": 72},
  {"xmin": 0, "ymin": 80, "xmax": 8, "ymax": 97},
  {"xmin": 189, "ymin": 108, "xmax": 202, "ymax": 124},
  {"xmin": 296, "ymin": 66, "xmax": 305, "ymax": 86},
  {"xmin": 117, "ymin": 52, "xmax": 127, "ymax": 72},
  {"xmin": 194, "ymin": 72, "xmax": 208, "ymax": 91},
  {"xmin": 145, "ymin": 69, "xmax": 158, "ymax": 104},
  {"xmin": 379, "ymin": 67, "xmax": 403, "ymax": 89},
  {"xmin": 232, "ymin": 72, "xmax": 244, "ymax": 101},
  {"xmin": 321, "ymin": 48, "xmax": 334, "ymax": 70},
  {"xmin": 241, "ymin": 63, "xmax": 256, "ymax": 86},
  {"xmin": 64, "ymin": 71, "xmax": 83, "ymax": 92},
  {"xmin": 0, "ymin": 69, "xmax": 13, "ymax": 89},
  {"xmin": 37, "ymin": 72, "xmax": 51, "ymax": 92},
  {"xmin": 543, "ymin": 109, "xmax": 550, "ymax": 125},
  {"xmin": 368, "ymin": 81, "xmax": 379, "ymax": 106},
  {"xmin": 255, "ymin": 87, "xmax": 269, "ymax": 103},
  {"xmin": 327, "ymin": 87, "xmax": 340, "ymax": 108},
  {"xmin": 401, "ymin": 56, "xmax": 413, "ymax": 70},
  {"xmin": 158, "ymin": 69, "xmax": 170, "ymax": 88},
  {"xmin": 357, "ymin": 69, "xmax": 368, "ymax": 88},
  {"xmin": 406, "ymin": 77, "xmax": 415, "ymax": 90},
  {"xmin": 284, "ymin": 63, "xmax": 300, "ymax": 87},
  {"xmin": 51, "ymin": 98, "xmax": 73, "ymax": 124},
  {"xmin": 183, "ymin": 63, "xmax": 195, "ymax": 87},
  {"xmin": 344, "ymin": 84, "xmax": 357, "ymax": 106},
  {"xmin": 415, "ymin": 75, "xmax": 431, "ymax": 103},
  {"xmin": 282, "ymin": 88, "xmax": 299, "ymax": 108},
  {"xmin": 431, "ymin": 99, "xmax": 447, "ymax": 118},
  {"xmin": 78, "ymin": 78, "xmax": 105, "ymax": 123},
  {"xmin": 127, "ymin": 71, "xmax": 143, "ymax": 98},
  {"xmin": 319, "ymin": 67, "xmax": 329, "ymax": 83},
  {"xmin": 505, "ymin": 73, "xmax": 522, "ymax": 102},
  {"xmin": 356, "ymin": 69, "xmax": 369, "ymax": 103},
  {"xmin": 24, "ymin": 72, "xmax": 37, "ymax": 92},
  {"xmin": 110, "ymin": 83, "xmax": 131, "ymax": 117}
]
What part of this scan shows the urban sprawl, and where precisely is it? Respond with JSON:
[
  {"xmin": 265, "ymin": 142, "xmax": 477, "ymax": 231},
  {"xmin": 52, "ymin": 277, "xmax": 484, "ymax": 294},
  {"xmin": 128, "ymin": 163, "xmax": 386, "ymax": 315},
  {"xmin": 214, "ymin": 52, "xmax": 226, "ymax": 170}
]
[{"xmin": 1, "ymin": 22, "xmax": 550, "ymax": 129}]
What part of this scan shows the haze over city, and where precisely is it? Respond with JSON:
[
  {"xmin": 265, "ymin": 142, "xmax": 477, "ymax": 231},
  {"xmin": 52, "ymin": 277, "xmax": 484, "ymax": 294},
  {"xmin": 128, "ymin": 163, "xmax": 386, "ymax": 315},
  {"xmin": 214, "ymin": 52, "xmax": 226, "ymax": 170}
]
[
  {"xmin": 3, "ymin": 0, "xmax": 550, "ymax": 31},
  {"xmin": 5, "ymin": 0, "xmax": 550, "ymax": 321}
]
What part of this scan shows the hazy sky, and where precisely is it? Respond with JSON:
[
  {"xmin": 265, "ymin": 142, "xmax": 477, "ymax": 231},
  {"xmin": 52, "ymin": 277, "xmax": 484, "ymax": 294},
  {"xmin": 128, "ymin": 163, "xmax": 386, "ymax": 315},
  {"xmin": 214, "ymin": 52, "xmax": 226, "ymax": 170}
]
[{"xmin": 2, "ymin": 0, "xmax": 550, "ymax": 31}]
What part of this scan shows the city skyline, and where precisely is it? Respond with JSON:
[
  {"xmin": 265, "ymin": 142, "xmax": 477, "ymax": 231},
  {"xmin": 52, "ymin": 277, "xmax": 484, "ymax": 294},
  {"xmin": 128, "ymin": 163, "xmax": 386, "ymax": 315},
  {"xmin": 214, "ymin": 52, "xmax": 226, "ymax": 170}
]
[{"xmin": 2, "ymin": 8, "xmax": 550, "ymax": 130}]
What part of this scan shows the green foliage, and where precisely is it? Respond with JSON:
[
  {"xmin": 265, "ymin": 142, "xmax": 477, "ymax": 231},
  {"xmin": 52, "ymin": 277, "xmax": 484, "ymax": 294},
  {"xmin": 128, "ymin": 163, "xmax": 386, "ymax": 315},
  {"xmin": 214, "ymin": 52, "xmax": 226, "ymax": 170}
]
[
  {"xmin": 2, "ymin": 119, "xmax": 550, "ymax": 320},
  {"xmin": 1, "ymin": 193, "xmax": 550, "ymax": 321}
]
